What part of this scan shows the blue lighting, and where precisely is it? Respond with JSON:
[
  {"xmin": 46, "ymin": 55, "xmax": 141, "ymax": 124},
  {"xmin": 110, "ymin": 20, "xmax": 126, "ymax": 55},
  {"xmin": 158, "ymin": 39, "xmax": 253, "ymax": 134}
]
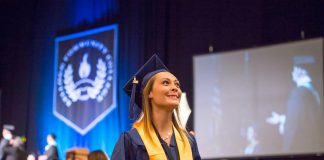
[{"xmin": 33, "ymin": 1, "xmax": 127, "ymax": 159}]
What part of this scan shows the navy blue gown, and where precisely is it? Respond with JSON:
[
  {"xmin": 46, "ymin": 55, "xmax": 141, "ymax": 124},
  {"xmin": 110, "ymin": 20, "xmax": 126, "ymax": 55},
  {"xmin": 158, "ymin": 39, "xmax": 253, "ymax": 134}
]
[{"xmin": 111, "ymin": 129, "xmax": 201, "ymax": 160}]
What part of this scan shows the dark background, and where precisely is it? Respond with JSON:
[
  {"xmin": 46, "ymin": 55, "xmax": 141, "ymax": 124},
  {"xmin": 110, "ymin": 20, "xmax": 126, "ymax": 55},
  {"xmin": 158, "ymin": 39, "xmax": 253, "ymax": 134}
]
[{"xmin": 0, "ymin": 0, "xmax": 323, "ymax": 159}]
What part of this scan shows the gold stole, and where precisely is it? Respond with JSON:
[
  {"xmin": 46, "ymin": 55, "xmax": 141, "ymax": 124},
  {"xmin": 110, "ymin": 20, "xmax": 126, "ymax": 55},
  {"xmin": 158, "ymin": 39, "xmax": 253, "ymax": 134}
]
[{"xmin": 133, "ymin": 120, "xmax": 193, "ymax": 160}]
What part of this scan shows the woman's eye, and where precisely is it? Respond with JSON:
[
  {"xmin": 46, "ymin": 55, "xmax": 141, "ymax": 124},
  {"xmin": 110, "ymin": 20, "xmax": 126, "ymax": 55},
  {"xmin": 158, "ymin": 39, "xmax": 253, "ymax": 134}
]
[
  {"xmin": 175, "ymin": 83, "xmax": 180, "ymax": 88},
  {"xmin": 162, "ymin": 80, "xmax": 169, "ymax": 85}
]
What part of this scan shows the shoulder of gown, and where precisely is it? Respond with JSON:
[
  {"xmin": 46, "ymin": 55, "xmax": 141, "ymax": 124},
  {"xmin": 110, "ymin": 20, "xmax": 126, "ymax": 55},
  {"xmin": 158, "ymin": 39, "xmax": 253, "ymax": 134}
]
[
  {"xmin": 111, "ymin": 129, "xmax": 148, "ymax": 160},
  {"xmin": 111, "ymin": 129, "xmax": 201, "ymax": 160},
  {"xmin": 187, "ymin": 133, "xmax": 202, "ymax": 160}
]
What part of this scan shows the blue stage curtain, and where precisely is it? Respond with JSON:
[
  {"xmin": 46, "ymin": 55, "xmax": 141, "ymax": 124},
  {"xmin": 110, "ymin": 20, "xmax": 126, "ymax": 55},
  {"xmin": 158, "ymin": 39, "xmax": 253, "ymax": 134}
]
[{"xmin": 26, "ymin": 0, "xmax": 135, "ymax": 159}]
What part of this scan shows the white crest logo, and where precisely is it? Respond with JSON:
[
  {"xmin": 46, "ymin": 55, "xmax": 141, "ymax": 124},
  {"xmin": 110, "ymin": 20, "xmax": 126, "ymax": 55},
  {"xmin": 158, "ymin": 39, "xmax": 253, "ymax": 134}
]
[
  {"xmin": 57, "ymin": 40, "xmax": 113, "ymax": 107},
  {"xmin": 54, "ymin": 24, "xmax": 118, "ymax": 135}
]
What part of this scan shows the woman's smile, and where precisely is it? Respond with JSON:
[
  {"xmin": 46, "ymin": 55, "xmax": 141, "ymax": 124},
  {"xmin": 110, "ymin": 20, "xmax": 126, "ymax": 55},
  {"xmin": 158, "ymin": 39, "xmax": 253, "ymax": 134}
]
[{"xmin": 166, "ymin": 94, "xmax": 180, "ymax": 100}]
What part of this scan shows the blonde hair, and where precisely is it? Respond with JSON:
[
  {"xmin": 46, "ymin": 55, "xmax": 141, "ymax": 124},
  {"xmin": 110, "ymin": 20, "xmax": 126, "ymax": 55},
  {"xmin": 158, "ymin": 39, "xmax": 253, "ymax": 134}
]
[{"xmin": 133, "ymin": 72, "xmax": 189, "ymax": 148}]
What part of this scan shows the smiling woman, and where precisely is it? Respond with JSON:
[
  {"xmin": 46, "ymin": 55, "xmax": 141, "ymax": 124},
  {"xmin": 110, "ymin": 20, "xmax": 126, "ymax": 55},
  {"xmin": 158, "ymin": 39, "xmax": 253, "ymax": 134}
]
[
  {"xmin": 111, "ymin": 54, "xmax": 201, "ymax": 160},
  {"xmin": 148, "ymin": 72, "xmax": 182, "ymax": 111}
]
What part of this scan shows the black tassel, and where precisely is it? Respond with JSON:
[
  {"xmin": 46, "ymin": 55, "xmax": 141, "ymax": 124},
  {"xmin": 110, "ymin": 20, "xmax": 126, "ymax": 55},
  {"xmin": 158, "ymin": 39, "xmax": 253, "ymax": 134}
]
[{"xmin": 129, "ymin": 77, "xmax": 138, "ymax": 119}]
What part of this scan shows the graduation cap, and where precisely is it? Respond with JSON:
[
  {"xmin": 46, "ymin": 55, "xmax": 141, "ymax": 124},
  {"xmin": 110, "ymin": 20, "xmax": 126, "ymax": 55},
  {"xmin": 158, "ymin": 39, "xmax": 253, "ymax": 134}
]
[
  {"xmin": 124, "ymin": 54, "xmax": 169, "ymax": 119},
  {"xmin": 3, "ymin": 124, "xmax": 15, "ymax": 131},
  {"xmin": 293, "ymin": 55, "xmax": 315, "ymax": 65}
]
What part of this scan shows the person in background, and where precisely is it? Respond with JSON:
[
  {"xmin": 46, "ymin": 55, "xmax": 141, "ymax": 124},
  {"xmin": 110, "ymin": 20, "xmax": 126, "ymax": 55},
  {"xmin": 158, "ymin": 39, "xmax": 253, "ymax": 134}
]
[
  {"xmin": 283, "ymin": 64, "xmax": 324, "ymax": 151},
  {"xmin": 0, "ymin": 125, "xmax": 14, "ymax": 160},
  {"xmin": 3, "ymin": 136, "xmax": 27, "ymax": 160},
  {"xmin": 38, "ymin": 134, "xmax": 59, "ymax": 160},
  {"xmin": 111, "ymin": 54, "xmax": 201, "ymax": 160}
]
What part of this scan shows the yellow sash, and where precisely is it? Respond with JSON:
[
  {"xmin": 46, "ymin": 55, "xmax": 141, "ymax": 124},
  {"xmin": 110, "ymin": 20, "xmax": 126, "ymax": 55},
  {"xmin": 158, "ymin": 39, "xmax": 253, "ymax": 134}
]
[{"xmin": 134, "ymin": 120, "xmax": 193, "ymax": 160}]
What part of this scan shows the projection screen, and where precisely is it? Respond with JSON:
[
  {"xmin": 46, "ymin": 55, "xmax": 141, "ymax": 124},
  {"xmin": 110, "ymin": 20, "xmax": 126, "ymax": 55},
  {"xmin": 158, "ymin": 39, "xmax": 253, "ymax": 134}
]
[{"xmin": 194, "ymin": 38, "xmax": 324, "ymax": 159}]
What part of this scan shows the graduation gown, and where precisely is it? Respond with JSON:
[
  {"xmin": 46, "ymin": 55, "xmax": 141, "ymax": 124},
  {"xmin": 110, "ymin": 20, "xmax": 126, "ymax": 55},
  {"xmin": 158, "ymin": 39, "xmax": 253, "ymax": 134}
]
[
  {"xmin": 3, "ymin": 147, "xmax": 27, "ymax": 160},
  {"xmin": 283, "ymin": 86, "xmax": 324, "ymax": 151},
  {"xmin": 45, "ymin": 146, "xmax": 59, "ymax": 160},
  {"xmin": 111, "ymin": 129, "xmax": 201, "ymax": 160},
  {"xmin": 0, "ymin": 139, "xmax": 9, "ymax": 160}
]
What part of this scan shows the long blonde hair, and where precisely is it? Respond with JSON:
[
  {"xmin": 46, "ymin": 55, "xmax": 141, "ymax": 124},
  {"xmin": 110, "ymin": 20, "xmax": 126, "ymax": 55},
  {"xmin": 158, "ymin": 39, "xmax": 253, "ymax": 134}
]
[{"xmin": 133, "ymin": 72, "xmax": 189, "ymax": 148}]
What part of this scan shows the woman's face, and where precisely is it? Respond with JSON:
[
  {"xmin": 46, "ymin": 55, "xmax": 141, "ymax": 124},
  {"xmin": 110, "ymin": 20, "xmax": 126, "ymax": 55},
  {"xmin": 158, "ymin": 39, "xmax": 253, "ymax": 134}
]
[{"xmin": 149, "ymin": 72, "xmax": 182, "ymax": 110}]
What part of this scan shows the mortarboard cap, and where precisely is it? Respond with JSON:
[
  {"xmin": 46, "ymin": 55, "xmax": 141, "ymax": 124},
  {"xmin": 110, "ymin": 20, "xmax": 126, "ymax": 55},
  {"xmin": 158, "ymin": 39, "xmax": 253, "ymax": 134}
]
[
  {"xmin": 293, "ymin": 55, "xmax": 315, "ymax": 65},
  {"xmin": 124, "ymin": 54, "xmax": 169, "ymax": 119},
  {"xmin": 3, "ymin": 124, "xmax": 15, "ymax": 131}
]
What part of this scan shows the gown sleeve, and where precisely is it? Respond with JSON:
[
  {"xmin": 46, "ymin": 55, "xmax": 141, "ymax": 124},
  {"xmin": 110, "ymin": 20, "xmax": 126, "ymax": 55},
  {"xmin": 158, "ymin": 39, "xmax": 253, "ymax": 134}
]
[
  {"xmin": 111, "ymin": 132, "xmax": 134, "ymax": 160},
  {"xmin": 0, "ymin": 139, "xmax": 9, "ymax": 159},
  {"xmin": 188, "ymin": 134, "xmax": 202, "ymax": 160}
]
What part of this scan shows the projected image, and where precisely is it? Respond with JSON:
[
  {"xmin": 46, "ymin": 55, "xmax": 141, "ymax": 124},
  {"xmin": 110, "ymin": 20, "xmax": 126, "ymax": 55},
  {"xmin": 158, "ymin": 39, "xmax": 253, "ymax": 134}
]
[
  {"xmin": 244, "ymin": 125, "xmax": 259, "ymax": 154},
  {"xmin": 283, "ymin": 63, "xmax": 323, "ymax": 151},
  {"xmin": 194, "ymin": 38, "xmax": 324, "ymax": 159}
]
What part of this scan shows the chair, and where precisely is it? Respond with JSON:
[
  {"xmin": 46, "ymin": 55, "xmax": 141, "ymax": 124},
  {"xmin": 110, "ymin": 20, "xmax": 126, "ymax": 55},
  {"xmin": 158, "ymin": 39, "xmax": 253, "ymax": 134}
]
[{"xmin": 88, "ymin": 150, "xmax": 109, "ymax": 160}]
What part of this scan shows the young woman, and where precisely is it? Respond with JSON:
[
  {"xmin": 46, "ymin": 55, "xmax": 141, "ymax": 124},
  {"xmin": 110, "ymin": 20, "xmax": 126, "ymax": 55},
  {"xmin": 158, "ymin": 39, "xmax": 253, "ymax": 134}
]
[{"xmin": 111, "ymin": 55, "xmax": 201, "ymax": 160}]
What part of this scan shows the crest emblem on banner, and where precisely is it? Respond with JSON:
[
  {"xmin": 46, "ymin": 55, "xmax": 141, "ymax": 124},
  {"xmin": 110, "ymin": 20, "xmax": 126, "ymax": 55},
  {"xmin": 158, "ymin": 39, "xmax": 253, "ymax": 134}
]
[{"xmin": 53, "ymin": 24, "xmax": 118, "ymax": 135}]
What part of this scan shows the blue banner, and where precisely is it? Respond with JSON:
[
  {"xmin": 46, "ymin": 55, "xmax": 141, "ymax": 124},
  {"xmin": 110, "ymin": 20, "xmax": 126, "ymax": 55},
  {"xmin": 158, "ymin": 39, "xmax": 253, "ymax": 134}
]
[{"xmin": 54, "ymin": 24, "xmax": 118, "ymax": 135}]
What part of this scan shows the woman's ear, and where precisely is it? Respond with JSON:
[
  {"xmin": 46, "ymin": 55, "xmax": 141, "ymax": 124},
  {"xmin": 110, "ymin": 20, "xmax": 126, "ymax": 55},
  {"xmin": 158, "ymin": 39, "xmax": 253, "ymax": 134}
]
[{"xmin": 149, "ymin": 91, "xmax": 153, "ymax": 98}]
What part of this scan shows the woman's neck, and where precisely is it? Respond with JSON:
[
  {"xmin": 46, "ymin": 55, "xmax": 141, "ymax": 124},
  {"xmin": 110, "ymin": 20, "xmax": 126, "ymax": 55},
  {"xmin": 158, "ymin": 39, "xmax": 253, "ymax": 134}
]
[{"xmin": 152, "ymin": 105, "xmax": 173, "ymax": 140}]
